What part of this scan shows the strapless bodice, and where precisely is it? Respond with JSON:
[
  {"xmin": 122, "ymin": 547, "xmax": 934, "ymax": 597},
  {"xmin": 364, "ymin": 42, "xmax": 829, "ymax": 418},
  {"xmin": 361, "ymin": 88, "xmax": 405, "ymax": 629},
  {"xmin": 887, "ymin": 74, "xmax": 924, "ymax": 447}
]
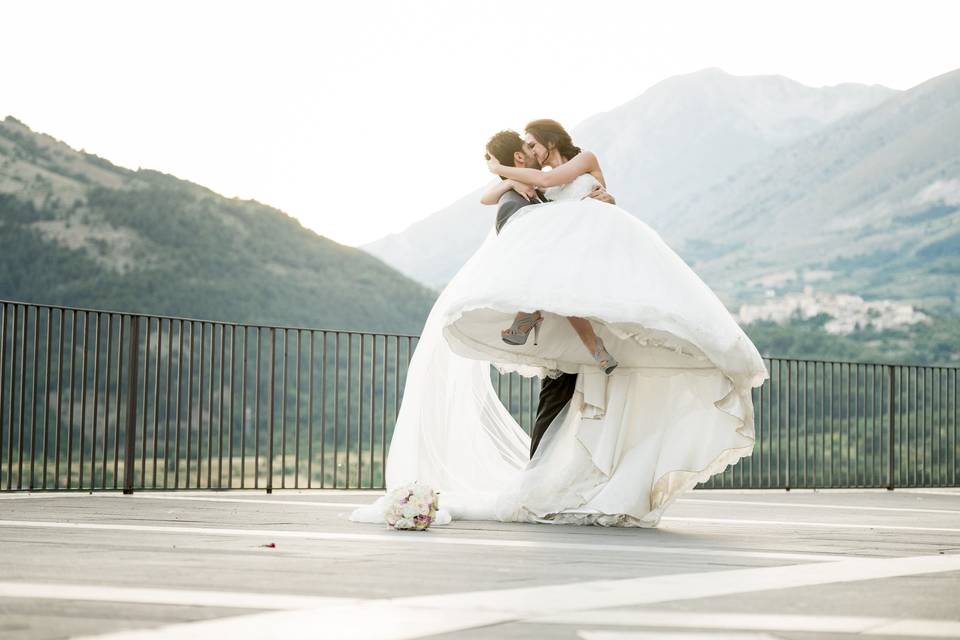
[{"xmin": 543, "ymin": 173, "xmax": 601, "ymax": 202}]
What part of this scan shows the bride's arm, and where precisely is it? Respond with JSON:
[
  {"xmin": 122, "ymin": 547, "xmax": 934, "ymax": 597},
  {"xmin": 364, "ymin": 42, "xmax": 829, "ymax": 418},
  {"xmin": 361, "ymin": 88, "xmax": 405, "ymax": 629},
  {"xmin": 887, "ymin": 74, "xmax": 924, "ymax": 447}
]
[
  {"xmin": 486, "ymin": 151, "xmax": 600, "ymax": 188},
  {"xmin": 479, "ymin": 179, "xmax": 536, "ymax": 205}
]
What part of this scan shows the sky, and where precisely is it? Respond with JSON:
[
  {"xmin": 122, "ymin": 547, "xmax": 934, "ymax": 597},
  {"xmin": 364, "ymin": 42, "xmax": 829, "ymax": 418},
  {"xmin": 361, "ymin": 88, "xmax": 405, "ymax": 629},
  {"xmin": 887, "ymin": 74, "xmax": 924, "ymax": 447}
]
[{"xmin": 2, "ymin": 0, "xmax": 958, "ymax": 247}]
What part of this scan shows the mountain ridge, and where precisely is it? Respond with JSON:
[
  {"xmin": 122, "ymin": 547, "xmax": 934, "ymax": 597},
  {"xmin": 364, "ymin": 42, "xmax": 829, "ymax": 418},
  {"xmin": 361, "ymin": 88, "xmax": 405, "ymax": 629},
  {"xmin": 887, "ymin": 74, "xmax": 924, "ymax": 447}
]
[{"xmin": 0, "ymin": 116, "xmax": 437, "ymax": 333}]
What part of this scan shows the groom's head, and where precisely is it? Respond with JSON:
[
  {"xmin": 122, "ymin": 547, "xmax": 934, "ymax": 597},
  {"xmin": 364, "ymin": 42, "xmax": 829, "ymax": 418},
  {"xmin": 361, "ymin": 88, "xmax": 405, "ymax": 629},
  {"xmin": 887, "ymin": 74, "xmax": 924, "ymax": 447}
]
[{"xmin": 485, "ymin": 130, "xmax": 541, "ymax": 175}]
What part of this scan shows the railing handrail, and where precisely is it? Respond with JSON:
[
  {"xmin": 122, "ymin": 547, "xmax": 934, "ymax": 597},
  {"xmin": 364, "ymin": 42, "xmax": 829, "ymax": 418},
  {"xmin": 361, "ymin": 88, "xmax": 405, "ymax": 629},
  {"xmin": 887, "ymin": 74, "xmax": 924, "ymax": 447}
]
[
  {"xmin": 761, "ymin": 355, "xmax": 959, "ymax": 370},
  {"xmin": 0, "ymin": 298, "xmax": 423, "ymax": 340},
  {"xmin": 0, "ymin": 297, "xmax": 954, "ymax": 370}
]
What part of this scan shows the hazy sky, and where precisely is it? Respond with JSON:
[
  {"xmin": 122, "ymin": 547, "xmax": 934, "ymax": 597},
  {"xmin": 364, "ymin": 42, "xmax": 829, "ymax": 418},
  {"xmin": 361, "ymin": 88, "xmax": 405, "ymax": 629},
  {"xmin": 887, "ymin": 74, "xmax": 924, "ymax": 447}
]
[{"xmin": 2, "ymin": 0, "xmax": 958, "ymax": 246}]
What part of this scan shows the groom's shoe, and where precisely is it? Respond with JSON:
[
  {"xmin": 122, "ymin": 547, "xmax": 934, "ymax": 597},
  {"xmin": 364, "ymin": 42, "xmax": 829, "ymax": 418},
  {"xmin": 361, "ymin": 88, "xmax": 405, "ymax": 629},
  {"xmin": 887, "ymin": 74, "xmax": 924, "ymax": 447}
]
[
  {"xmin": 501, "ymin": 311, "xmax": 543, "ymax": 346},
  {"xmin": 592, "ymin": 336, "xmax": 619, "ymax": 374}
]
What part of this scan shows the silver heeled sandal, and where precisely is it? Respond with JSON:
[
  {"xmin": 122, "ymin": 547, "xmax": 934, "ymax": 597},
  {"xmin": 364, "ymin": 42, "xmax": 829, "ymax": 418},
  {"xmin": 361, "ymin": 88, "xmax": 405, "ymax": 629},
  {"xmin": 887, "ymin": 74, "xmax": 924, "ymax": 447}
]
[
  {"xmin": 593, "ymin": 336, "xmax": 618, "ymax": 374},
  {"xmin": 501, "ymin": 311, "xmax": 543, "ymax": 346}
]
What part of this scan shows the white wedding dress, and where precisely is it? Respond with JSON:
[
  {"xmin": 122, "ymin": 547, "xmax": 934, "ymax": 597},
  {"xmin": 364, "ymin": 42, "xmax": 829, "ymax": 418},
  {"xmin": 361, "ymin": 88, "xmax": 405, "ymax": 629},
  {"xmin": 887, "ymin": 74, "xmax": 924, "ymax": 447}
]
[{"xmin": 351, "ymin": 173, "xmax": 768, "ymax": 527}]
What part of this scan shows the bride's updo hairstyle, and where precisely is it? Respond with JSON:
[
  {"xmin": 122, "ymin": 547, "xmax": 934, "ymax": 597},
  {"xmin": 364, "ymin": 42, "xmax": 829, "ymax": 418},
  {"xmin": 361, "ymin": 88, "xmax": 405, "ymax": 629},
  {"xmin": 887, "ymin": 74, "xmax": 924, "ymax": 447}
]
[{"xmin": 525, "ymin": 119, "xmax": 581, "ymax": 162}]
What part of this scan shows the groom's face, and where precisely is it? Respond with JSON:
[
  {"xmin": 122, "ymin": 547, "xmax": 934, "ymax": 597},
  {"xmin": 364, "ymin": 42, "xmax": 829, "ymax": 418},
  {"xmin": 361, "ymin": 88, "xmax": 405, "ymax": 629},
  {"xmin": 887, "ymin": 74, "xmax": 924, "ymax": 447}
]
[{"xmin": 518, "ymin": 144, "xmax": 542, "ymax": 170}]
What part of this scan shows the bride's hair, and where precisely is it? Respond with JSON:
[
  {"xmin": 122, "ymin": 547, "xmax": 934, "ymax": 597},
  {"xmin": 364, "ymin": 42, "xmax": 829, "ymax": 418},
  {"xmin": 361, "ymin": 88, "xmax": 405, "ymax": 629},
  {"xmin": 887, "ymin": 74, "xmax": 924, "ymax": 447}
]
[
  {"xmin": 485, "ymin": 130, "xmax": 524, "ymax": 169},
  {"xmin": 525, "ymin": 119, "xmax": 581, "ymax": 161}
]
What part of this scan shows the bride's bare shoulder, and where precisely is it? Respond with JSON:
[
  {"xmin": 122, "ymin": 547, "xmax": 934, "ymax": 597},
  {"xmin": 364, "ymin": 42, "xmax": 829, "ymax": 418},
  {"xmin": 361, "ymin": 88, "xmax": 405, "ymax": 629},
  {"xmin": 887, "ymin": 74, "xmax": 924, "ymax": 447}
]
[
  {"xmin": 573, "ymin": 150, "xmax": 605, "ymax": 187},
  {"xmin": 573, "ymin": 149, "xmax": 599, "ymax": 166}
]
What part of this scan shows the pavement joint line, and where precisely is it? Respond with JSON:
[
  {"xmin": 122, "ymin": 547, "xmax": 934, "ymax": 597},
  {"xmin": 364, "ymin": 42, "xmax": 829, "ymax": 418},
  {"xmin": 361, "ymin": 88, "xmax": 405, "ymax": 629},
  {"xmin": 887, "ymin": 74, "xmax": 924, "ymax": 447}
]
[
  {"xmin": 526, "ymin": 609, "xmax": 960, "ymax": 637},
  {"xmin": 0, "ymin": 494, "xmax": 367, "ymax": 507},
  {"xmin": 0, "ymin": 581, "xmax": 362, "ymax": 610},
  {"xmin": 0, "ymin": 519, "xmax": 853, "ymax": 562},
  {"xmin": 677, "ymin": 498, "xmax": 960, "ymax": 515},
  {"xmin": 7, "ymin": 492, "xmax": 958, "ymax": 516},
  {"xmin": 87, "ymin": 494, "xmax": 370, "ymax": 508},
  {"xmin": 660, "ymin": 516, "xmax": 960, "ymax": 533},
  {"xmin": 388, "ymin": 552, "xmax": 960, "ymax": 614},
  {"xmin": 578, "ymin": 632, "xmax": 780, "ymax": 640},
  {"xmin": 895, "ymin": 489, "xmax": 960, "ymax": 497},
  {"xmin": 72, "ymin": 603, "xmax": 513, "ymax": 640},
  {"xmin": 69, "ymin": 551, "xmax": 960, "ymax": 640}
]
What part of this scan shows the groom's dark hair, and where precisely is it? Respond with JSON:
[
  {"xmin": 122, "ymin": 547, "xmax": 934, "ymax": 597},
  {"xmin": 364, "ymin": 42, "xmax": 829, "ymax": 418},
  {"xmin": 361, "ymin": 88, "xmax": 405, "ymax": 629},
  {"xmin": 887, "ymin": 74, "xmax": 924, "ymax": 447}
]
[{"xmin": 485, "ymin": 130, "xmax": 524, "ymax": 170}]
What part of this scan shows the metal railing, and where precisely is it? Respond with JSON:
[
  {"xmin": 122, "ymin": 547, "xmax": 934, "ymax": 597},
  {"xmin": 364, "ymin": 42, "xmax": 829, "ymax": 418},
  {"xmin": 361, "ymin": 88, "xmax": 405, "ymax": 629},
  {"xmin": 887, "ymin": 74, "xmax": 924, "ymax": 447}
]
[
  {"xmin": 702, "ymin": 358, "xmax": 957, "ymax": 489},
  {"xmin": 0, "ymin": 299, "xmax": 957, "ymax": 492}
]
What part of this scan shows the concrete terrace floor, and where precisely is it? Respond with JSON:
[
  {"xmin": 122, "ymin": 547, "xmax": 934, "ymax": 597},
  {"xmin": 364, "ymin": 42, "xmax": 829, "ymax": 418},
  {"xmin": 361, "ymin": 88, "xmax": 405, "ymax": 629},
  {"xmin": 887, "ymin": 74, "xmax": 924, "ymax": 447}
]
[{"xmin": 0, "ymin": 488, "xmax": 959, "ymax": 639}]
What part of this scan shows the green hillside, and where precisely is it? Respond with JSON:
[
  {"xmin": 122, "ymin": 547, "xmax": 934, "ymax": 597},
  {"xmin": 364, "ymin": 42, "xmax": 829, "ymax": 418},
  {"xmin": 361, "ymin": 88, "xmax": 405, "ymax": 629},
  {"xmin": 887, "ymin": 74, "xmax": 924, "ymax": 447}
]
[
  {"xmin": 0, "ymin": 117, "xmax": 436, "ymax": 333},
  {"xmin": 744, "ymin": 312, "xmax": 960, "ymax": 366}
]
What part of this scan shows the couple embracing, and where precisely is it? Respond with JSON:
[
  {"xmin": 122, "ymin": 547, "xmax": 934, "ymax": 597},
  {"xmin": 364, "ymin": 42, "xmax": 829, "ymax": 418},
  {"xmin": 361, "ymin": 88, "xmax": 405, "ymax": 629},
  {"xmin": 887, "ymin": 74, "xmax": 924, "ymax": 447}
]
[{"xmin": 352, "ymin": 119, "xmax": 768, "ymax": 527}]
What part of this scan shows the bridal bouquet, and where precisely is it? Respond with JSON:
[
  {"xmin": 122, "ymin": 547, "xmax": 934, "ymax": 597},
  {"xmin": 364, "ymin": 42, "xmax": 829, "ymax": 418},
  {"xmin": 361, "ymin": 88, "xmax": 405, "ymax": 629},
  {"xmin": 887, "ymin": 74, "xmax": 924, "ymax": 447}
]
[{"xmin": 384, "ymin": 482, "xmax": 439, "ymax": 531}]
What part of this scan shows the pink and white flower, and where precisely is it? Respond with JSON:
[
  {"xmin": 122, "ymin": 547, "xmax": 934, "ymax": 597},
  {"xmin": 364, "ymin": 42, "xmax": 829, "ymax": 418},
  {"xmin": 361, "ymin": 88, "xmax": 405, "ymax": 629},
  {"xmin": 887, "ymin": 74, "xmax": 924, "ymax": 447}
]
[{"xmin": 384, "ymin": 482, "xmax": 439, "ymax": 531}]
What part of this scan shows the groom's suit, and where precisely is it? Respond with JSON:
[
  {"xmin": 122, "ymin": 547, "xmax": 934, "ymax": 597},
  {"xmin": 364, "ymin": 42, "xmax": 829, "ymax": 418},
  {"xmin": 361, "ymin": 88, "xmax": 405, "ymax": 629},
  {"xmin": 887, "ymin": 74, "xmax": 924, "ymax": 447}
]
[{"xmin": 495, "ymin": 189, "xmax": 579, "ymax": 458}]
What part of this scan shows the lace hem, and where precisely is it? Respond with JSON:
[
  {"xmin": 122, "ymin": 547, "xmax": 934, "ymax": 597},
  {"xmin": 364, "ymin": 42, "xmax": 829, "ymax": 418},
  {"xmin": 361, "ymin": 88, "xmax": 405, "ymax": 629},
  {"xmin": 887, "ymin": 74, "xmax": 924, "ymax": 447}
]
[
  {"xmin": 441, "ymin": 300, "xmax": 737, "ymax": 381},
  {"xmin": 511, "ymin": 367, "xmax": 756, "ymax": 528}
]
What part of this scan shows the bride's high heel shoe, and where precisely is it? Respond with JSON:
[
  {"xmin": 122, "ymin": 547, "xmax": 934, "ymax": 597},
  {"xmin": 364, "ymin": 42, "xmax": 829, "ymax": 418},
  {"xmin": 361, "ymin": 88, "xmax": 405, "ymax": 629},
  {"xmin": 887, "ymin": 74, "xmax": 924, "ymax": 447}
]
[
  {"xmin": 501, "ymin": 311, "xmax": 543, "ymax": 346},
  {"xmin": 593, "ymin": 336, "xmax": 618, "ymax": 374}
]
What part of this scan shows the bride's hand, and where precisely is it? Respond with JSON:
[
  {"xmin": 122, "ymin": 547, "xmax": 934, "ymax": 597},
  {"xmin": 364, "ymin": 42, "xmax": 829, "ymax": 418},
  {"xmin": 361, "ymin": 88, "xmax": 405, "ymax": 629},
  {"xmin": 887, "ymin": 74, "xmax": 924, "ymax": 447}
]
[
  {"xmin": 510, "ymin": 180, "xmax": 537, "ymax": 202},
  {"xmin": 583, "ymin": 183, "xmax": 615, "ymax": 204},
  {"xmin": 486, "ymin": 154, "xmax": 503, "ymax": 174}
]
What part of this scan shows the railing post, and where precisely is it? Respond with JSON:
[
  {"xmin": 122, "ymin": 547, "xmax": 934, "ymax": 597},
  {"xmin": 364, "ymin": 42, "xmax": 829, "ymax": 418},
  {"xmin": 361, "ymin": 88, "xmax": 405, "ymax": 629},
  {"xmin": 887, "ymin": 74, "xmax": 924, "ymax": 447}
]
[
  {"xmin": 887, "ymin": 365, "xmax": 895, "ymax": 490},
  {"xmin": 123, "ymin": 315, "xmax": 140, "ymax": 494},
  {"xmin": 267, "ymin": 327, "xmax": 275, "ymax": 494},
  {"xmin": 785, "ymin": 361, "xmax": 791, "ymax": 492}
]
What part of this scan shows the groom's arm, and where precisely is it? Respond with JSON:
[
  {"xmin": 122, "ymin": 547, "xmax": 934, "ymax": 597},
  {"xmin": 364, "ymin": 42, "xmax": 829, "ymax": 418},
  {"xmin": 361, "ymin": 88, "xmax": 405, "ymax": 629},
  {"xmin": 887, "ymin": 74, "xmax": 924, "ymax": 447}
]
[{"xmin": 496, "ymin": 184, "xmax": 616, "ymax": 234}]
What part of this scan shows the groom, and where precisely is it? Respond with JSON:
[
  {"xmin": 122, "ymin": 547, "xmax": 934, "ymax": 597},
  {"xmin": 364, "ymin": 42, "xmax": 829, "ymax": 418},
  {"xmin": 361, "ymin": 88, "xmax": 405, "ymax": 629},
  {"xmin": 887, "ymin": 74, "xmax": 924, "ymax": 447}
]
[{"xmin": 485, "ymin": 130, "xmax": 615, "ymax": 457}]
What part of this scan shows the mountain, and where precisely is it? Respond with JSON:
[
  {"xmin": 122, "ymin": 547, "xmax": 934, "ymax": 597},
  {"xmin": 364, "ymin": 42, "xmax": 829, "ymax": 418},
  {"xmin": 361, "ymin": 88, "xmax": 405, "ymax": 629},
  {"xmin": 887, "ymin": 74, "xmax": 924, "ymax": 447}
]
[
  {"xmin": 364, "ymin": 187, "xmax": 491, "ymax": 292},
  {"xmin": 573, "ymin": 67, "xmax": 898, "ymax": 228},
  {"xmin": 0, "ymin": 117, "xmax": 436, "ymax": 333},
  {"xmin": 661, "ymin": 67, "xmax": 960, "ymax": 315},
  {"xmin": 363, "ymin": 68, "xmax": 898, "ymax": 289}
]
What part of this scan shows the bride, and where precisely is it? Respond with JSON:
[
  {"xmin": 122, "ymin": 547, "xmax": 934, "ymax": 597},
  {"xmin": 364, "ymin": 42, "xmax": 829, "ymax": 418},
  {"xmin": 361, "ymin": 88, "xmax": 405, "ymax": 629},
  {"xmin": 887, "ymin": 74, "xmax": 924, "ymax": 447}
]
[{"xmin": 351, "ymin": 119, "xmax": 768, "ymax": 527}]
